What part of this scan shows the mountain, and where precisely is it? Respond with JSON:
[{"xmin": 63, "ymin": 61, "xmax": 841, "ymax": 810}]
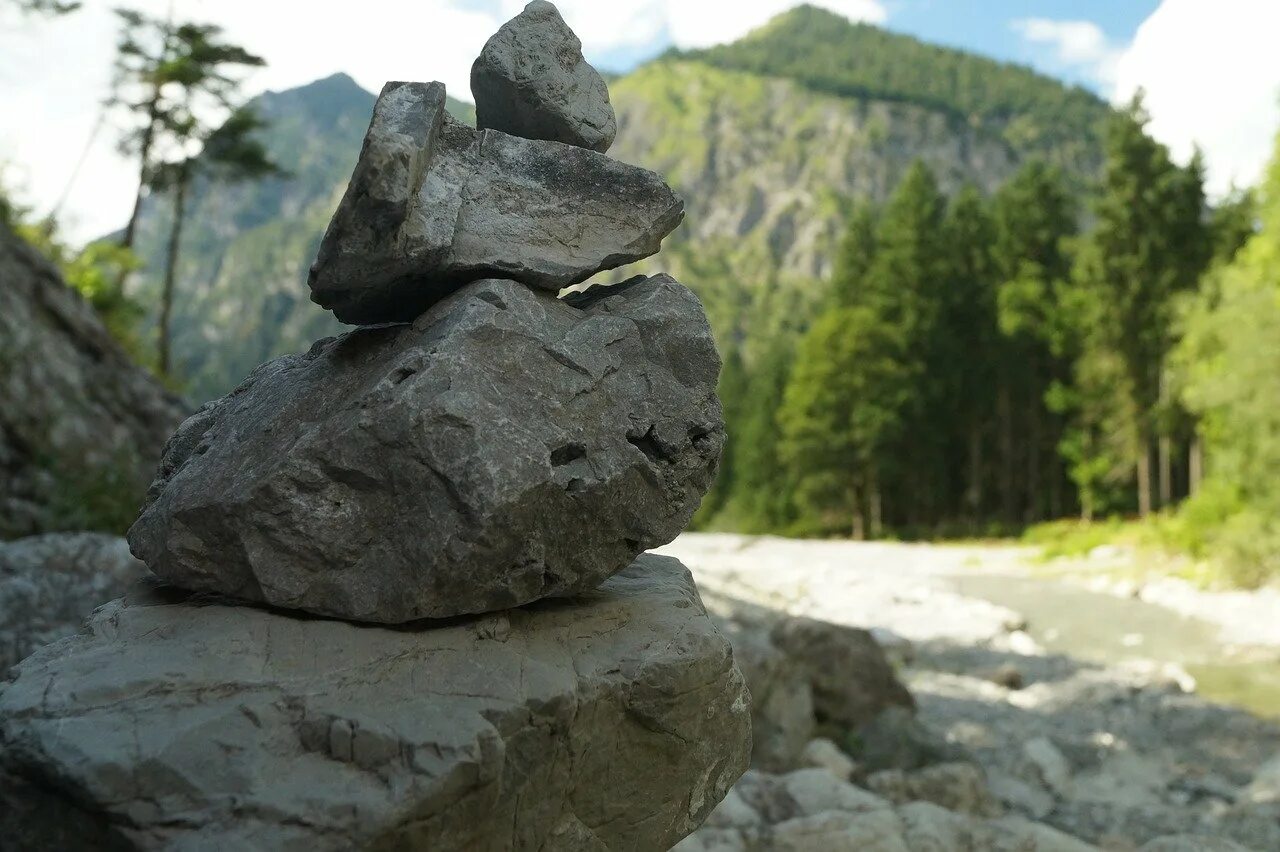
[{"xmin": 127, "ymin": 9, "xmax": 1112, "ymax": 403}]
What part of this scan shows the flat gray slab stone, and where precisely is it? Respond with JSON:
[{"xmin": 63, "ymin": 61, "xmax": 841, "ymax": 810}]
[
  {"xmin": 472, "ymin": 0, "xmax": 617, "ymax": 153},
  {"xmin": 309, "ymin": 81, "xmax": 682, "ymax": 325},
  {"xmin": 0, "ymin": 554, "xmax": 751, "ymax": 852},
  {"xmin": 128, "ymin": 276, "xmax": 724, "ymax": 623}
]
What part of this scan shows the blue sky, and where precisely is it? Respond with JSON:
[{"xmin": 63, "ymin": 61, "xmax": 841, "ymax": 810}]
[{"xmin": 883, "ymin": 0, "xmax": 1159, "ymax": 92}]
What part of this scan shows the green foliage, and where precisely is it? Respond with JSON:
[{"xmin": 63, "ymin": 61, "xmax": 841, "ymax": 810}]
[
  {"xmin": 1175, "ymin": 131, "xmax": 1280, "ymax": 585},
  {"xmin": 1064, "ymin": 95, "xmax": 1210, "ymax": 517},
  {"xmin": 779, "ymin": 306, "xmax": 908, "ymax": 536},
  {"xmin": 711, "ymin": 340, "xmax": 797, "ymax": 533},
  {"xmin": 7, "ymin": 206, "xmax": 148, "ymax": 364}
]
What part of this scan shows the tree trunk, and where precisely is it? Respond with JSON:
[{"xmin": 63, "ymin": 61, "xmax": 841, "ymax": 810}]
[
  {"xmin": 159, "ymin": 164, "xmax": 190, "ymax": 378},
  {"xmin": 1137, "ymin": 442, "xmax": 1153, "ymax": 517},
  {"xmin": 1189, "ymin": 436, "xmax": 1203, "ymax": 496},
  {"xmin": 850, "ymin": 478, "xmax": 865, "ymax": 541},
  {"xmin": 1158, "ymin": 435, "xmax": 1173, "ymax": 508},
  {"xmin": 998, "ymin": 382, "xmax": 1015, "ymax": 526},
  {"xmin": 966, "ymin": 419, "xmax": 983, "ymax": 525},
  {"xmin": 869, "ymin": 469, "xmax": 883, "ymax": 539},
  {"xmin": 120, "ymin": 90, "xmax": 163, "ymax": 252},
  {"xmin": 1026, "ymin": 397, "xmax": 1041, "ymax": 524}
]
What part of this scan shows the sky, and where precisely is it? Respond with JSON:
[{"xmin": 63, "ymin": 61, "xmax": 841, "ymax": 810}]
[{"xmin": 1, "ymin": 0, "xmax": 1278, "ymax": 243}]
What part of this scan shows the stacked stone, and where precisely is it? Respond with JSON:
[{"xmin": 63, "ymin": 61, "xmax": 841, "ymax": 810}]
[{"xmin": 0, "ymin": 4, "xmax": 750, "ymax": 850}]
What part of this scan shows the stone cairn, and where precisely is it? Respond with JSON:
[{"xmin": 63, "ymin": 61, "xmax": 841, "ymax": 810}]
[{"xmin": 0, "ymin": 4, "xmax": 750, "ymax": 849}]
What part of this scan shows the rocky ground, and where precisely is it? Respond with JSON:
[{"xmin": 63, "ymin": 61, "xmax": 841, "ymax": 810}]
[{"xmin": 661, "ymin": 533, "xmax": 1280, "ymax": 851}]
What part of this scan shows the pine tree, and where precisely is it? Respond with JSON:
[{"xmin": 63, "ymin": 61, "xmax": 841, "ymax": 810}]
[
  {"xmin": 778, "ymin": 306, "xmax": 909, "ymax": 537},
  {"xmin": 941, "ymin": 184, "xmax": 998, "ymax": 523},
  {"xmin": 990, "ymin": 160, "xmax": 1076, "ymax": 523},
  {"xmin": 1069, "ymin": 94, "xmax": 1209, "ymax": 516},
  {"xmin": 829, "ymin": 201, "xmax": 878, "ymax": 309},
  {"xmin": 724, "ymin": 340, "xmax": 796, "ymax": 532}
]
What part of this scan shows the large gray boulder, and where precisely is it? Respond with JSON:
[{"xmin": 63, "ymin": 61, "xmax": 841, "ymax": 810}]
[
  {"xmin": 0, "ymin": 533, "xmax": 146, "ymax": 671},
  {"xmin": 309, "ymin": 81, "xmax": 682, "ymax": 325},
  {"xmin": 0, "ymin": 222, "xmax": 186, "ymax": 538},
  {"xmin": 0, "ymin": 554, "xmax": 751, "ymax": 851},
  {"xmin": 471, "ymin": 0, "xmax": 617, "ymax": 153},
  {"xmin": 129, "ymin": 276, "xmax": 723, "ymax": 623}
]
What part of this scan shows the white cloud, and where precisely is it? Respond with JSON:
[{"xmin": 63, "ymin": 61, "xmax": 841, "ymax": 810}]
[
  {"xmin": 1011, "ymin": 18, "xmax": 1123, "ymax": 88},
  {"xmin": 1111, "ymin": 0, "xmax": 1280, "ymax": 196}
]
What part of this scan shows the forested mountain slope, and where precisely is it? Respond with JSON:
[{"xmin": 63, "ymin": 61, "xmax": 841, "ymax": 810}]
[{"xmin": 126, "ymin": 9, "xmax": 1110, "ymax": 407}]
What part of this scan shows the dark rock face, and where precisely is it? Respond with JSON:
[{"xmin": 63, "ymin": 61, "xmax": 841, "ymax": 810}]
[
  {"xmin": 0, "ymin": 223, "xmax": 186, "ymax": 538},
  {"xmin": 471, "ymin": 0, "xmax": 617, "ymax": 153},
  {"xmin": 128, "ymin": 276, "xmax": 723, "ymax": 623},
  {"xmin": 0, "ymin": 554, "xmax": 751, "ymax": 851},
  {"xmin": 0, "ymin": 533, "xmax": 146, "ymax": 671},
  {"xmin": 309, "ymin": 81, "xmax": 682, "ymax": 325}
]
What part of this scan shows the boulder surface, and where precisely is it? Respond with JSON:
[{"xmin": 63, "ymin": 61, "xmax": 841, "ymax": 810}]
[
  {"xmin": 309, "ymin": 81, "xmax": 681, "ymax": 325},
  {"xmin": 471, "ymin": 0, "xmax": 617, "ymax": 152},
  {"xmin": 0, "ymin": 554, "xmax": 750, "ymax": 851},
  {"xmin": 0, "ymin": 533, "xmax": 146, "ymax": 670},
  {"xmin": 129, "ymin": 276, "xmax": 723, "ymax": 623}
]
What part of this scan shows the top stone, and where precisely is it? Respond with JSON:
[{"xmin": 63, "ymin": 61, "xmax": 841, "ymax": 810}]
[{"xmin": 471, "ymin": 0, "xmax": 617, "ymax": 153}]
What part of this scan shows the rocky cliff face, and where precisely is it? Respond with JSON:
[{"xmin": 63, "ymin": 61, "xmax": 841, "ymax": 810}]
[
  {"xmin": 607, "ymin": 60, "xmax": 1023, "ymax": 347},
  {"xmin": 0, "ymin": 224, "xmax": 185, "ymax": 538}
]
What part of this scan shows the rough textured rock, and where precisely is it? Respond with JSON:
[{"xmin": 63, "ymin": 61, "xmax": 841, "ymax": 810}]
[
  {"xmin": 0, "ymin": 222, "xmax": 186, "ymax": 538},
  {"xmin": 471, "ymin": 0, "xmax": 616, "ymax": 153},
  {"xmin": 702, "ymin": 592, "xmax": 915, "ymax": 772},
  {"xmin": 309, "ymin": 81, "xmax": 681, "ymax": 325},
  {"xmin": 712, "ymin": 613, "xmax": 815, "ymax": 771},
  {"xmin": 129, "ymin": 276, "xmax": 723, "ymax": 623},
  {"xmin": 865, "ymin": 762, "xmax": 1001, "ymax": 817},
  {"xmin": 0, "ymin": 554, "xmax": 750, "ymax": 851},
  {"xmin": 0, "ymin": 533, "xmax": 146, "ymax": 671}
]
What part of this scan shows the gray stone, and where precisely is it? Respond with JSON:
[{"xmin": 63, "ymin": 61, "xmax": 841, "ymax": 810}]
[
  {"xmin": 309, "ymin": 81, "xmax": 682, "ymax": 325},
  {"xmin": 1140, "ymin": 838, "xmax": 1252, "ymax": 852},
  {"xmin": 865, "ymin": 762, "xmax": 1001, "ymax": 817},
  {"xmin": 678, "ymin": 770, "xmax": 1105, "ymax": 852},
  {"xmin": 799, "ymin": 737, "xmax": 858, "ymax": 782},
  {"xmin": 769, "ymin": 615, "xmax": 916, "ymax": 730},
  {"xmin": 1023, "ymin": 736, "xmax": 1074, "ymax": 796},
  {"xmin": 855, "ymin": 706, "xmax": 965, "ymax": 773},
  {"xmin": 0, "ymin": 554, "xmax": 751, "ymax": 851},
  {"xmin": 0, "ymin": 533, "xmax": 146, "ymax": 671},
  {"xmin": 129, "ymin": 276, "xmax": 723, "ymax": 623},
  {"xmin": 0, "ymin": 222, "xmax": 186, "ymax": 538},
  {"xmin": 471, "ymin": 0, "xmax": 617, "ymax": 153},
  {"xmin": 715, "ymin": 614, "xmax": 815, "ymax": 771}
]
